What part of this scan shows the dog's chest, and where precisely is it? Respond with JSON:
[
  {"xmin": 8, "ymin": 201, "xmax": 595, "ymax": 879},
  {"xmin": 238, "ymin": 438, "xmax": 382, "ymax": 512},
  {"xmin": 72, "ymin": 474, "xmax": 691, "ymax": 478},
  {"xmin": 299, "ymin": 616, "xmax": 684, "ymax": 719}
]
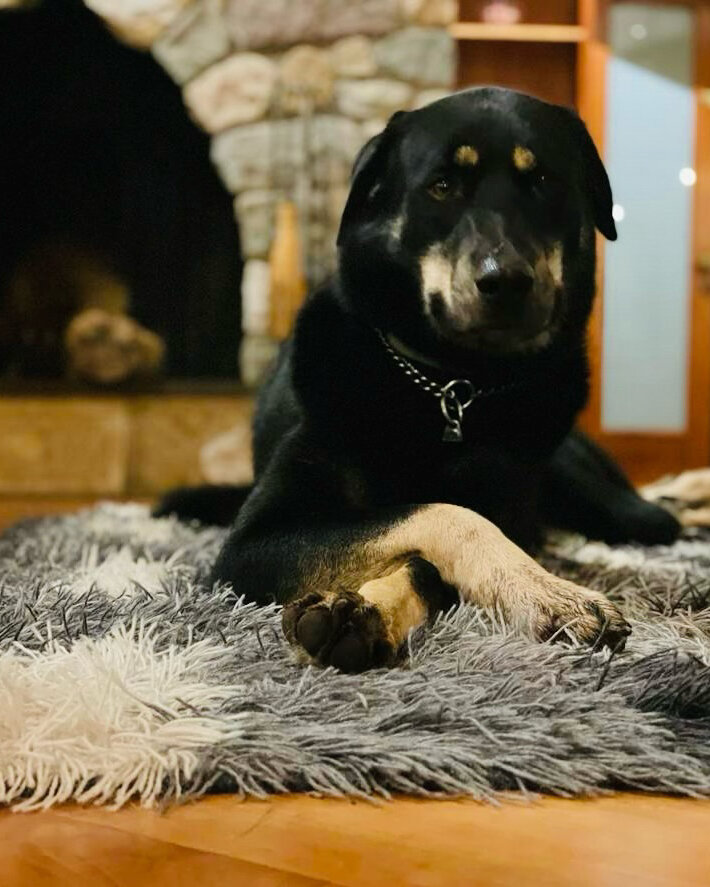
[{"xmin": 341, "ymin": 440, "xmax": 538, "ymax": 519}]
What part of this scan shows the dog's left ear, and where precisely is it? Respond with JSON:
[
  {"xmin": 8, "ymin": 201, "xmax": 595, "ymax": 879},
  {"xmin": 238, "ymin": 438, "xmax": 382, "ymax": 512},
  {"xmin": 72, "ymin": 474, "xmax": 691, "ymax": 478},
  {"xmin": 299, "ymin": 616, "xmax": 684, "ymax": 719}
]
[
  {"xmin": 337, "ymin": 111, "xmax": 407, "ymax": 246},
  {"xmin": 565, "ymin": 110, "xmax": 617, "ymax": 241}
]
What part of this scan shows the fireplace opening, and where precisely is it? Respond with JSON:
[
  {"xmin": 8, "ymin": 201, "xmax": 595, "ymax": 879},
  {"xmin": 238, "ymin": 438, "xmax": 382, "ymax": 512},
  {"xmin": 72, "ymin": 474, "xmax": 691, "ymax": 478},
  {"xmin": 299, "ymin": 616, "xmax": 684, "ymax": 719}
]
[{"xmin": 0, "ymin": 0, "xmax": 243, "ymax": 385}]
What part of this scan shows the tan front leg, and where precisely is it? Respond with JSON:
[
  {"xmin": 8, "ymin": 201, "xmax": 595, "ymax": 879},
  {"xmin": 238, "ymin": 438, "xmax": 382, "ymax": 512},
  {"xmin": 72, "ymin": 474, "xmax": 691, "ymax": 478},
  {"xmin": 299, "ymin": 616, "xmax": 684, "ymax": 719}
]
[
  {"xmin": 282, "ymin": 504, "xmax": 629, "ymax": 673},
  {"xmin": 369, "ymin": 504, "xmax": 630, "ymax": 646},
  {"xmin": 358, "ymin": 563, "xmax": 429, "ymax": 649}
]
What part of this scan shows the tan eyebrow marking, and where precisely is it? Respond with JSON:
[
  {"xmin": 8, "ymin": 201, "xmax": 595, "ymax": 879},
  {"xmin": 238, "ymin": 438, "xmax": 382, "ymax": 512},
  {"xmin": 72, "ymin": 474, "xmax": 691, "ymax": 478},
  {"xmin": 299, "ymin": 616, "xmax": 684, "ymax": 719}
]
[
  {"xmin": 513, "ymin": 146, "xmax": 536, "ymax": 171},
  {"xmin": 454, "ymin": 145, "xmax": 479, "ymax": 167}
]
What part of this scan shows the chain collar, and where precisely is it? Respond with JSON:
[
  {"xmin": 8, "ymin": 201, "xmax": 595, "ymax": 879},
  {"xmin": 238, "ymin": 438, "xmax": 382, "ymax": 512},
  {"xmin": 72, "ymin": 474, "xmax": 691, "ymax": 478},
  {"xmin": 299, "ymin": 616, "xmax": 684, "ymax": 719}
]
[{"xmin": 376, "ymin": 329, "xmax": 518, "ymax": 443}]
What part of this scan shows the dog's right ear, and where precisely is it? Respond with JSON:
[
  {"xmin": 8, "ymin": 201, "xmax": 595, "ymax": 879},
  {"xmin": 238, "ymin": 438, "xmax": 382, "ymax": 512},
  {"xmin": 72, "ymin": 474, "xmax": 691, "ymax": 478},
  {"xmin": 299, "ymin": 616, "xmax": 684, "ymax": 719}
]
[
  {"xmin": 337, "ymin": 111, "xmax": 406, "ymax": 246},
  {"xmin": 561, "ymin": 109, "xmax": 617, "ymax": 241}
]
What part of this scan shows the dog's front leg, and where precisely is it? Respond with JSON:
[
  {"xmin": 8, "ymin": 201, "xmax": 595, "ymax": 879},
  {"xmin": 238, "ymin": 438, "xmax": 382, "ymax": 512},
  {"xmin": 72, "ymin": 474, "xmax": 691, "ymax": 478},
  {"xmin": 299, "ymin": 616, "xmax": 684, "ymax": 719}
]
[
  {"xmin": 277, "ymin": 504, "xmax": 629, "ymax": 672},
  {"xmin": 369, "ymin": 504, "xmax": 630, "ymax": 647},
  {"xmin": 212, "ymin": 434, "xmax": 629, "ymax": 672}
]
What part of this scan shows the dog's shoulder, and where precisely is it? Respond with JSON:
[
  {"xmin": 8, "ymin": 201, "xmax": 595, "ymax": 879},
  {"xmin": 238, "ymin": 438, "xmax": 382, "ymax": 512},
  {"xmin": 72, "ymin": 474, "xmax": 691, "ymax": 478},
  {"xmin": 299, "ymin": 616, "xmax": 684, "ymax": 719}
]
[{"xmin": 291, "ymin": 283, "xmax": 380, "ymax": 406}]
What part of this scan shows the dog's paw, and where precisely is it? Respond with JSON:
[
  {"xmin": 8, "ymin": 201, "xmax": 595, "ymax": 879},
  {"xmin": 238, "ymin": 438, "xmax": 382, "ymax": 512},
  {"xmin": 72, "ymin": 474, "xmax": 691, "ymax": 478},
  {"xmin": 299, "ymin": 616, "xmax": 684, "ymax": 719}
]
[
  {"xmin": 65, "ymin": 308, "xmax": 164, "ymax": 385},
  {"xmin": 523, "ymin": 573, "xmax": 630, "ymax": 650},
  {"xmin": 282, "ymin": 589, "xmax": 395, "ymax": 672}
]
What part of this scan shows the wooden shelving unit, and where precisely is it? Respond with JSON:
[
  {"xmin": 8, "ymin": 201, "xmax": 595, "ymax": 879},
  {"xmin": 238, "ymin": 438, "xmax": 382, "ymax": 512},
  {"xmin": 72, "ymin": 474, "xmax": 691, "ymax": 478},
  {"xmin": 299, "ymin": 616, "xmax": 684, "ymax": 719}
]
[
  {"xmin": 454, "ymin": 1, "xmax": 597, "ymax": 107},
  {"xmin": 450, "ymin": 23, "xmax": 589, "ymax": 43}
]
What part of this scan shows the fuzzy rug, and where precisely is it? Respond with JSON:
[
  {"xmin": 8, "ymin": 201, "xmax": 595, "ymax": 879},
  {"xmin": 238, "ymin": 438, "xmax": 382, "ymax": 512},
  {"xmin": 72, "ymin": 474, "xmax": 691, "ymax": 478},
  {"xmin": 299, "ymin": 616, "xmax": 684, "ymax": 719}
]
[{"xmin": 3, "ymin": 501, "xmax": 710, "ymax": 810}]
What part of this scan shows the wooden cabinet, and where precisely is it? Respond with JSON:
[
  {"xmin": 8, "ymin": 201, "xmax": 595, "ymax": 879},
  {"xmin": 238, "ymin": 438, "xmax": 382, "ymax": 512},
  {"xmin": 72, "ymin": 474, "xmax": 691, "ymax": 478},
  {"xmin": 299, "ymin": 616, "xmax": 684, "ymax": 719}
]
[{"xmin": 454, "ymin": 0, "xmax": 589, "ymax": 107}]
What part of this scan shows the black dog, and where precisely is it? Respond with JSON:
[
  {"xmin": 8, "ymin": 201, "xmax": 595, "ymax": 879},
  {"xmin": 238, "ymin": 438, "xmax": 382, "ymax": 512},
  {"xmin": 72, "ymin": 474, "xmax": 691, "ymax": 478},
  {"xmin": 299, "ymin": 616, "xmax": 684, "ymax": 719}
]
[{"xmin": 157, "ymin": 88, "xmax": 678, "ymax": 672}]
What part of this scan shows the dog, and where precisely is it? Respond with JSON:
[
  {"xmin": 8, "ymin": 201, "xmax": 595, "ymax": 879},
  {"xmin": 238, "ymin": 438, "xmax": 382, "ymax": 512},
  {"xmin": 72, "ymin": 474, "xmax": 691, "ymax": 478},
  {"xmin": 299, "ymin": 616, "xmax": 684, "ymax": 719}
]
[{"xmin": 156, "ymin": 87, "xmax": 679, "ymax": 672}]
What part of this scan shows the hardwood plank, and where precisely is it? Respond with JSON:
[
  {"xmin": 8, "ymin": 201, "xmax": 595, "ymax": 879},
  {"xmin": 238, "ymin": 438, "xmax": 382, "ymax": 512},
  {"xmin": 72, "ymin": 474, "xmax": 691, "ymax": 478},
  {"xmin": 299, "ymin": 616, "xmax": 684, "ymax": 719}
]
[
  {"xmin": 3, "ymin": 811, "xmax": 329, "ymax": 887},
  {"xmin": 46, "ymin": 794, "xmax": 710, "ymax": 887}
]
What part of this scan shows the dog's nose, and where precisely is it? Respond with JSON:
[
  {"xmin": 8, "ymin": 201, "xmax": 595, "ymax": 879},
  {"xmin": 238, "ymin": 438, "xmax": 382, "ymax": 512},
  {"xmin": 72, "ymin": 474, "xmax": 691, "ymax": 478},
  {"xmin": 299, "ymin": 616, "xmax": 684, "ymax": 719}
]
[{"xmin": 475, "ymin": 257, "xmax": 534, "ymax": 301}]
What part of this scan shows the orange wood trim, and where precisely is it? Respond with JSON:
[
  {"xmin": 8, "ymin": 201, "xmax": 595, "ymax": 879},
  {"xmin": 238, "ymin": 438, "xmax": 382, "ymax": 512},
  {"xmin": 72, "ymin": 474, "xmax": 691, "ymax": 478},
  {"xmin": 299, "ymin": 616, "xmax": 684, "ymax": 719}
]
[
  {"xmin": 576, "ymin": 0, "xmax": 607, "ymax": 436},
  {"xmin": 592, "ymin": 432, "xmax": 688, "ymax": 484},
  {"xmin": 686, "ymin": 3, "xmax": 710, "ymax": 467},
  {"xmin": 577, "ymin": 0, "xmax": 710, "ymax": 474},
  {"xmin": 6, "ymin": 794, "xmax": 710, "ymax": 887}
]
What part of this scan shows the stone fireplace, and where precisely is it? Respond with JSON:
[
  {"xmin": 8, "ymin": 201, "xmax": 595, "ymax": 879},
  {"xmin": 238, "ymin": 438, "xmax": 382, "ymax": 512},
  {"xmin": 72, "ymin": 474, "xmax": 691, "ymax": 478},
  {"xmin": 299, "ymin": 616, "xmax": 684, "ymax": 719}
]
[
  {"xmin": 0, "ymin": 0, "xmax": 456, "ymax": 502},
  {"xmin": 80, "ymin": 0, "xmax": 457, "ymax": 383}
]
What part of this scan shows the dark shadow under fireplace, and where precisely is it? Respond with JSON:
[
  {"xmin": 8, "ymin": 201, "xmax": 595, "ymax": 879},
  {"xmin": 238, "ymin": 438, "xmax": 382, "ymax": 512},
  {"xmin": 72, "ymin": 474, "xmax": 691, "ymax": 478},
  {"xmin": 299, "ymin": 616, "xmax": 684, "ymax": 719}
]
[{"xmin": 0, "ymin": 0, "xmax": 243, "ymax": 385}]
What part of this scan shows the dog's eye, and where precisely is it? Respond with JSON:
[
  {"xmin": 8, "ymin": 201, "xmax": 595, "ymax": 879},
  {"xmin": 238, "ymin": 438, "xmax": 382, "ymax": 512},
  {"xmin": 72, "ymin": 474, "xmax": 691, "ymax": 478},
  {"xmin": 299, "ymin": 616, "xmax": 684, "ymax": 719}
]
[{"xmin": 428, "ymin": 178, "xmax": 451, "ymax": 201}]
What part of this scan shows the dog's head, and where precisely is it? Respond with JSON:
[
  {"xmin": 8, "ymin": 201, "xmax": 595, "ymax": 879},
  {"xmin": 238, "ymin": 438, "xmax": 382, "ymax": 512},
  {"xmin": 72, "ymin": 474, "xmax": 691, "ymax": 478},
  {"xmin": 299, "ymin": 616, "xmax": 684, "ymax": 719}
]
[{"xmin": 337, "ymin": 87, "xmax": 616, "ymax": 360}]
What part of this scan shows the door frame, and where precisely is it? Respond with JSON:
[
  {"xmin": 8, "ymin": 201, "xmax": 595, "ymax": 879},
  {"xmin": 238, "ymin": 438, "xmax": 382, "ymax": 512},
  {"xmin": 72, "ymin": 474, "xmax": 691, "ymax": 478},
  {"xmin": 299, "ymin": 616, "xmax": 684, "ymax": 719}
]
[{"xmin": 576, "ymin": 0, "xmax": 710, "ymax": 483}]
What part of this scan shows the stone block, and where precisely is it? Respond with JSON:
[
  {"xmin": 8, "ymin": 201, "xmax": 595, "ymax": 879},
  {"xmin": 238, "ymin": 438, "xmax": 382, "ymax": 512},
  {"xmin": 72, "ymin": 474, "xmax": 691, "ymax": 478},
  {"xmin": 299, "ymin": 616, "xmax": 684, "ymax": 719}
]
[
  {"xmin": 400, "ymin": 0, "xmax": 458, "ymax": 27},
  {"xmin": 277, "ymin": 45, "xmax": 334, "ymax": 114},
  {"xmin": 240, "ymin": 258, "xmax": 271, "ymax": 335},
  {"xmin": 329, "ymin": 36, "xmax": 377, "ymax": 78},
  {"xmin": 224, "ymin": 0, "xmax": 401, "ymax": 50},
  {"xmin": 374, "ymin": 26, "xmax": 455, "ymax": 86},
  {"xmin": 152, "ymin": 0, "xmax": 231, "ymax": 84},
  {"xmin": 235, "ymin": 189, "xmax": 280, "ymax": 259},
  {"xmin": 335, "ymin": 78, "xmax": 413, "ymax": 120},
  {"xmin": 84, "ymin": 0, "xmax": 192, "ymax": 47},
  {"xmin": 211, "ymin": 115, "xmax": 363, "ymax": 193},
  {"xmin": 184, "ymin": 53, "xmax": 277, "ymax": 132}
]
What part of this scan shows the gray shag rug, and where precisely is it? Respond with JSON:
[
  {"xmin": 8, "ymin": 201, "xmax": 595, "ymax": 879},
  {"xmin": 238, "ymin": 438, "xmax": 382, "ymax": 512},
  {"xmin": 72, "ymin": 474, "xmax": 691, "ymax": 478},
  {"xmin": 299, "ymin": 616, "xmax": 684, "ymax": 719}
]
[{"xmin": 3, "ymin": 501, "xmax": 710, "ymax": 810}]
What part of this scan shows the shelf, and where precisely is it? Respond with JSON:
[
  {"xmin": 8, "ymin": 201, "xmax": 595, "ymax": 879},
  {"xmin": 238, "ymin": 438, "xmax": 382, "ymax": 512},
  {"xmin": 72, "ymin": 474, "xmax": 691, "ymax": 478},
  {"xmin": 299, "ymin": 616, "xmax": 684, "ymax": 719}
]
[{"xmin": 449, "ymin": 23, "xmax": 589, "ymax": 43}]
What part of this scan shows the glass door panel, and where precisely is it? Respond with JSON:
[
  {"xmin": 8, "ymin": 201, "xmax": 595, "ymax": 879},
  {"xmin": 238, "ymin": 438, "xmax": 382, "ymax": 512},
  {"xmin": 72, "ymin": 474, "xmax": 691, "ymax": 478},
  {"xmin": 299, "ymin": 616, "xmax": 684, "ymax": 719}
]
[{"xmin": 602, "ymin": 3, "xmax": 695, "ymax": 431}]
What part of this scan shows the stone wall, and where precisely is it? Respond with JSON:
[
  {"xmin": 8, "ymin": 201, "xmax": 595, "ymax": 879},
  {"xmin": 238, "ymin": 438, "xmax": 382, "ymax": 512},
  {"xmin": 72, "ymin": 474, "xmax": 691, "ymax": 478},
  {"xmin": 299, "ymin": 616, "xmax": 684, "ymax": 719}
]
[{"xmin": 85, "ymin": 0, "xmax": 458, "ymax": 383}]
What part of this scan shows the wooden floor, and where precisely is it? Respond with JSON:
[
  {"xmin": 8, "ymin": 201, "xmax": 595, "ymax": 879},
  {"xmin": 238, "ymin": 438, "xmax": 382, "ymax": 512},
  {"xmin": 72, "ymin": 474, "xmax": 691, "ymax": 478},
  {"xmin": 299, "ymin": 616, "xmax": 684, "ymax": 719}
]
[
  {"xmin": 4, "ymin": 503, "xmax": 710, "ymax": 885},
  {"xmin": 3, "ymin": 793, "xmax": 710, "ymax": 886}
]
